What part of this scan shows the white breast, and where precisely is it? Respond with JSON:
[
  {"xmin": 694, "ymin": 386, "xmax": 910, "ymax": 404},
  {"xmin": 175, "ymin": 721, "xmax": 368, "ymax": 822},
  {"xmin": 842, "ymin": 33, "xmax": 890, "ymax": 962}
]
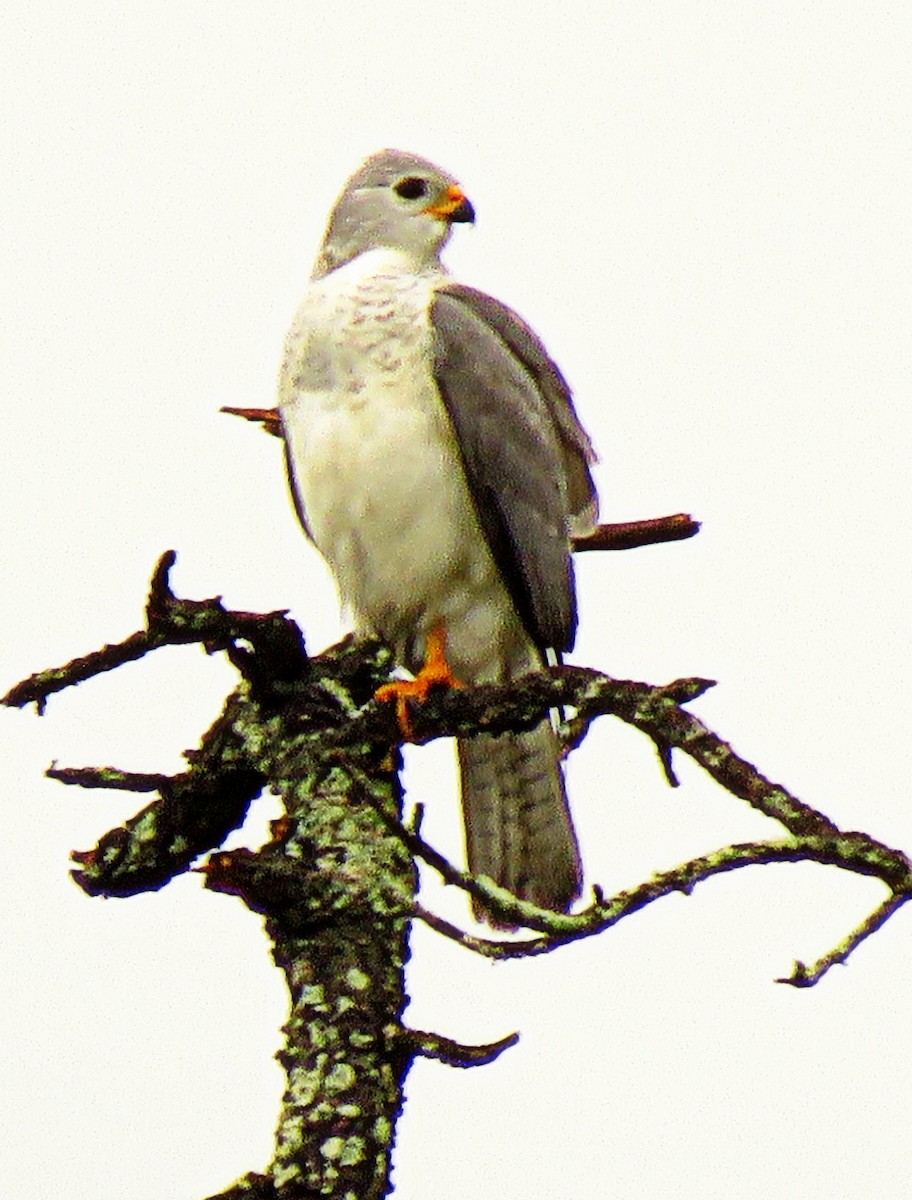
[{"xmin": 280, "ymin": 249, "xmax": 525, "ymax": 680}]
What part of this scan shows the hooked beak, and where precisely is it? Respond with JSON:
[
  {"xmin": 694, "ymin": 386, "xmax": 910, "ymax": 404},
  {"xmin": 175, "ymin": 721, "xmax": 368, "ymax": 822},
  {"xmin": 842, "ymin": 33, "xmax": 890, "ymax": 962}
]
[{"xmin": 424, "ymin": 183, "xmax": 475, "ymax": 224}]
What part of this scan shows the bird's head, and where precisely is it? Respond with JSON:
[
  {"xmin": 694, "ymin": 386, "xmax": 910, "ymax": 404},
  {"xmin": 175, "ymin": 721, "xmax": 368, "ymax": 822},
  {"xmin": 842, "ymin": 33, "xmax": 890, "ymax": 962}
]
[{"xmin": 312, "ymin": 149, "xmax": 475, "ymax": 279}]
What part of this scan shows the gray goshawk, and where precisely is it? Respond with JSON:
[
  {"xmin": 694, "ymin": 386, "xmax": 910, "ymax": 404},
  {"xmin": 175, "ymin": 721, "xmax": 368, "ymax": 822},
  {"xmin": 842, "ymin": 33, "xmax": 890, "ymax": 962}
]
[{"xmin": 280, "ymin": 149, "xmax": 598, "ymax": 919}]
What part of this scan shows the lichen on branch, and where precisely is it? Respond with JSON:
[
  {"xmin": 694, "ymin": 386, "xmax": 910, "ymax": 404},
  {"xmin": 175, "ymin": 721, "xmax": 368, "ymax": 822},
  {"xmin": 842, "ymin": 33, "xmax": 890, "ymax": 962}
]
[{"xmin": 4, "ymin": 550, "xmax": 911, "ymax": 1199}]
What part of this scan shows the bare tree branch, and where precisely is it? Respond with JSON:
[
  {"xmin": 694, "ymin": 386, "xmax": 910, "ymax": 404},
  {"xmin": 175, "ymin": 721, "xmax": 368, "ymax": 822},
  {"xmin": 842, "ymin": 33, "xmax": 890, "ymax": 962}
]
[
  {"xmin": 777, "ymin": 892, "xmax": 912, "ymax": 987},
  {"xmin": 572, "ymin": 512, "xmax": 701, "ymax": 551},
  {"xmin": 399, "ymin": 1028, "xmax": 519, "ymax": 1068},
  {"xmin": 47, "ymin": 764, "xmax": 172, "ymax": 792},
  {"xmin": 1, "ymin": 550, "xmax": 308, "ymax": 713},
  {"xmin": 5, "ymin": 552, "xmax": 911, "ymax": 1198}
]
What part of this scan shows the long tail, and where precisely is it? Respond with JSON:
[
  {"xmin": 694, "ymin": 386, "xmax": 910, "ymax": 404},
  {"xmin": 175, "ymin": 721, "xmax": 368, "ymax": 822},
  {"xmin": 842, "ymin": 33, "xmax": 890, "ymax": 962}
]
[{"xmin": 458, "ymin": 720, "xmax": 581, "ymax": 924}]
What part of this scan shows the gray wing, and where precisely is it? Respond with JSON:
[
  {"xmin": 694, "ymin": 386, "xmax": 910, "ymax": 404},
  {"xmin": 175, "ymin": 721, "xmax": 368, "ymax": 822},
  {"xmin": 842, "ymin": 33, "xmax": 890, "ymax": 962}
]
[
  {"xmin": 429, "ymin": 285, "xmax": 598, "ymax": 654},
  {"xmin": 438, "ymin": 284, "xmax": 598, "ymax": 534}
]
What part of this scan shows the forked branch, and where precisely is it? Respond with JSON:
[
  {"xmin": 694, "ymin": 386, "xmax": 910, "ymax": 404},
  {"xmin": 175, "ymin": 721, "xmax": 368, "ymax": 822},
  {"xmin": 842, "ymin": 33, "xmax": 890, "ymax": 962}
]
[{"xmin": 4, "ymin": 552, "xmax": 910, "ymax": 1199}]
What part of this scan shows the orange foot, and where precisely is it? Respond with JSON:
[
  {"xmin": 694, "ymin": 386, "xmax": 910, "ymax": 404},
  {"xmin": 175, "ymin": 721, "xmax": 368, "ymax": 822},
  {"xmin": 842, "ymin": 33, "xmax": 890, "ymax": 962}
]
[{"xmin": 375, "ymin": 623, "xmax": 464, "ymax": 740}]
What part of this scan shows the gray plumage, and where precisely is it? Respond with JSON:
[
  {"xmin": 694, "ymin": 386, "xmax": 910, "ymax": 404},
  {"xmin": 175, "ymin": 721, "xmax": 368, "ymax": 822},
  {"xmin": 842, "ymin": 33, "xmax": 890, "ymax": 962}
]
[{"xmin": 279, "ymin": 149, "xmax": 598, "ymax": 920}]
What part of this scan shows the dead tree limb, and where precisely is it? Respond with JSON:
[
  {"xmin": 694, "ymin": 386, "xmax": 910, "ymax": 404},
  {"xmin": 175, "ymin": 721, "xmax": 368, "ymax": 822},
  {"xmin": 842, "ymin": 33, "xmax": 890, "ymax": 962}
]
[{"xmin": 4, "ymin": 551, "xmax": 910, "ymax": 1198}]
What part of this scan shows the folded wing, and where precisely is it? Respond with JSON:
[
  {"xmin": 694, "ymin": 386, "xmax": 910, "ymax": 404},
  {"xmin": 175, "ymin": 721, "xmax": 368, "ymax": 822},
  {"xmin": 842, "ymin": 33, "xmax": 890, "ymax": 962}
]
[{"xmin": 429, "ymin": 283, "xmax": 598, "ymax": 655}]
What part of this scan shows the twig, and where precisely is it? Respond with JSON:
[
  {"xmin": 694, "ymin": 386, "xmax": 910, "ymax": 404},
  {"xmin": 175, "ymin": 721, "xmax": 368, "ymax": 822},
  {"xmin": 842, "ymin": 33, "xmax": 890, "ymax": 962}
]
[
  {"xmin": 3, "ymin": 628, "xmax": 163, "ymax": 714},
  {"xmin": 399, "ymin": 1028, "xmax": 519, "ymax": 1068},
  {"xmin": 1, "ymin": 551, "xmax": 308, "ymax": 712},
  {"xmin": 777, "ymin": 892, "xmax": 912, "ymax": 987},
  {"xmin": 413, "ymin": 905, "xmax": 521, "ymax": 956},
  {"xmin": 47, "ymin": 764, "xmax": 171, "ymax": 792},
  {"xmin": 572, "ymin": 513, "xmax": 700, "ymax": 551},
  {"xmin": 220, "ymin": 405, "xmax": 283, "ymax": 437}
]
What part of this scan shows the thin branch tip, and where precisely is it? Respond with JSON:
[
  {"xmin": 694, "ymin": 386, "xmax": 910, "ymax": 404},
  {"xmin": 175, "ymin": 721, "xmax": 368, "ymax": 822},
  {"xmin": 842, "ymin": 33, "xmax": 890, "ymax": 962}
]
[
  {"xmin": 775, "ymin": 892, "xmax": 911, "ymax": 987},
  {"xmin": 150, "ymin": 548, "xmax": 178, "ymax": 592},
  {"xmin": 573, "ymin": 512, "xmax": 701, "ymax": 552},
  {"xmin": 404, "ymin": 1027, "xmax": 520, "ymax": 1068},
  {"xmin": 657, "ymin": 743, "xmax": 679, "ymax": 787}
]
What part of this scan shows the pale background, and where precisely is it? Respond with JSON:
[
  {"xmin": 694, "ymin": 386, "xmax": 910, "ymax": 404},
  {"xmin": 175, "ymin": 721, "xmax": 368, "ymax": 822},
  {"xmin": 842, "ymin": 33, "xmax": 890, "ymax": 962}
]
[{"xmin": 2, "ymin": 4, "xmax": 911, "ymax": 1197}]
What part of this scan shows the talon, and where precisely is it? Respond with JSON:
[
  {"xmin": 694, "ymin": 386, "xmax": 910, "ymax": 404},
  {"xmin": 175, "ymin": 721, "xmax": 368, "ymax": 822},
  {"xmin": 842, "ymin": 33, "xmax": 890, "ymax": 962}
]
[{"xmin": 375, "ymin": 622, "xmax": 463, "ymax": 740}]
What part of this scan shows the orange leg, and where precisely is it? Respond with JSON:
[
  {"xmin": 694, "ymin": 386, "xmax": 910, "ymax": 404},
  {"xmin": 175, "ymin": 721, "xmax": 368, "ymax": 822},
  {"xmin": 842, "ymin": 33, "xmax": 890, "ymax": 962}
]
[{"xmin": 375, "ymin": 622, "xmax": 464, "ymax": 739}]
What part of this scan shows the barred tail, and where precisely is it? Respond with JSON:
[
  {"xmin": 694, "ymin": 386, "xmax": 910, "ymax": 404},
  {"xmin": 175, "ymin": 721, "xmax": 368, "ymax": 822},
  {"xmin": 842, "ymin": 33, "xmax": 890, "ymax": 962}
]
[{"xmin": 458, "ymin": 720, "xmax": 581, "ymax": 925}]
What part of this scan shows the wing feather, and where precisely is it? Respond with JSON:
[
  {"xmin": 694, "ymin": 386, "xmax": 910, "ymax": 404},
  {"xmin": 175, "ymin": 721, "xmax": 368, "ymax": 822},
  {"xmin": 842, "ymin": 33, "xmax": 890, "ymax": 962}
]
[
  {"xmin": 429, "ymin": 285, "xmax": 596, "ymax": 653},
  {"xmin": 437, "ymin": 284, "xmax": 598, "ymax": 534}
]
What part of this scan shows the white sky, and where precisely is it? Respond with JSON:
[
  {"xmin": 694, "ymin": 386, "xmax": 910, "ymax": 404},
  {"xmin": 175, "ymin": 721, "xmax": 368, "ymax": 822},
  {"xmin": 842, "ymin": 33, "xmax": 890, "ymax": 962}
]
[{"xmin": 2, "ymin": 3, "xmax": 911, "ymax": 1197}]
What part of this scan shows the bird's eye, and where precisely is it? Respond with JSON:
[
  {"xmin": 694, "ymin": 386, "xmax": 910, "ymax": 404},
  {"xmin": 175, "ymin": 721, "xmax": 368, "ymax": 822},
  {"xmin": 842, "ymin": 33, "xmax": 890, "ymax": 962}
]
[{"xmin": 393, "ymin": 176, "xmax": 429, "ymax": 200}]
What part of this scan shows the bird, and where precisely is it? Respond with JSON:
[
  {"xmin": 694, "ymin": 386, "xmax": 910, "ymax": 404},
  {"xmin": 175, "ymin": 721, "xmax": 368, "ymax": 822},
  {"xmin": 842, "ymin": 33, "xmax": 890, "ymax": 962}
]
[{"xmin": 279, "ymin": 149, "xmax": 598, "ymax": 920}]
